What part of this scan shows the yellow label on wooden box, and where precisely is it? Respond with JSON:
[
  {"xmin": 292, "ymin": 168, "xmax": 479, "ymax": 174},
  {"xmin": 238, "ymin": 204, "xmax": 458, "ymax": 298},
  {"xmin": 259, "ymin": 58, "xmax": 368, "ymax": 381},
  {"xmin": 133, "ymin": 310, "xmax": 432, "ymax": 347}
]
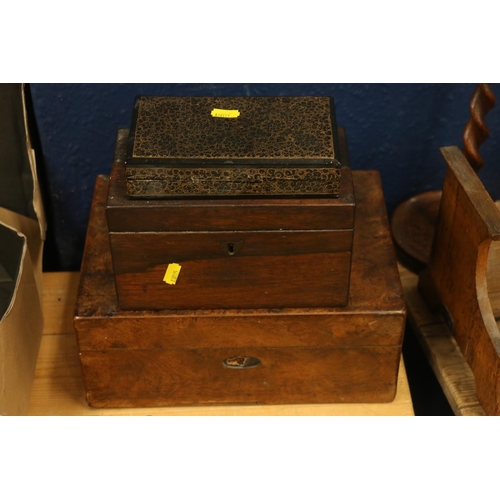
[{"xmin": 163, "ymin": 263, "xmax": 181, "ymax": 285}]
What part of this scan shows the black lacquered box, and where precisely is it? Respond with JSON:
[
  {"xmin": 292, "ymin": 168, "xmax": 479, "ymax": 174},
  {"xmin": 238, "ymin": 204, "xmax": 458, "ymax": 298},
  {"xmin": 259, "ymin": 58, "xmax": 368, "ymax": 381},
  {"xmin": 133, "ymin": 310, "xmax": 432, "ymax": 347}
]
[{"xmin": 125, "ymin": 96, "xmax": 342, "ymax": 198}]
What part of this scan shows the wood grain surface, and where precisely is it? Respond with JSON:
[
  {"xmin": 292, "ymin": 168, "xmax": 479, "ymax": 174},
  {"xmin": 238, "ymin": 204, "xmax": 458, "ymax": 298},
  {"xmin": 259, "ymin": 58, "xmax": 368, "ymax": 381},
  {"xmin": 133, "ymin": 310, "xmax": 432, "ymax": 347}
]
[
  {"xmin": 419, "ymin": 146, "xmax": 500, "ymax": 415},
  {"xmin": 29, "ymin": 269, "xmax": 413, "ymax": 415},
  {"xmin": 107, "ymin": 165, "xmax": 355, "ymax": 232},
  {"xmin": 111, "ymin": 230, "xmax": 352, "ymax": 310},
  {"xmin": 399, "ymin": 264, "xmax": 486, "ymax": 416}
]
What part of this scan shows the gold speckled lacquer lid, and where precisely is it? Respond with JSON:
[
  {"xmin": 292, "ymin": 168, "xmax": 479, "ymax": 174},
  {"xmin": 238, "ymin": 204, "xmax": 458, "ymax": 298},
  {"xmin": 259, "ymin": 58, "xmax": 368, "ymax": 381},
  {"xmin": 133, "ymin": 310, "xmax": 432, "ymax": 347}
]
[{"xmin": 126, "ymin": 96, "xmax": 340, "ymax": 166}]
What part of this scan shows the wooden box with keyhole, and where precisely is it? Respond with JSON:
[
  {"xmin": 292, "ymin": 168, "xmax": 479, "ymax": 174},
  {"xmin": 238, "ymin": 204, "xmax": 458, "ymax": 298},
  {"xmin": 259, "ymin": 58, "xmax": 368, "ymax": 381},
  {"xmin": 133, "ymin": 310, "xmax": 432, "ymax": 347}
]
[
  {"xmin": 106, "ymin": 161, "xmax": 355, "ymax": 311},
  {"xmin": 75, "ymin": 166, "xmax": 404, "ymax": 408},
  {"xmin": 107, "ymin": 124, "xmax": 354, "ymax": 311}
]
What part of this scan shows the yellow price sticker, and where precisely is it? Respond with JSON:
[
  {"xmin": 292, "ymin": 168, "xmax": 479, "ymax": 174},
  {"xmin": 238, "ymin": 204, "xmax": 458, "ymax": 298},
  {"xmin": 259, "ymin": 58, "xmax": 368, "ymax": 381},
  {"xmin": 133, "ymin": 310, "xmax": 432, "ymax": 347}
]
[
  {"xmin": 163, "ymin": 263, "xmax": 182, "ymax": 285},
  {"xmin": 211, "ymin": 108, "xmax": 240, "ymax": 119}
]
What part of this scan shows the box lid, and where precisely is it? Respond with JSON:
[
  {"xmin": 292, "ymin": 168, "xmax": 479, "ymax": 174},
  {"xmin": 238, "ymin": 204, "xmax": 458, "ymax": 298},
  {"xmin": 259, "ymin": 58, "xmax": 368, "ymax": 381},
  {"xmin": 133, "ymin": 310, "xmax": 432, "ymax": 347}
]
[
  {"xmin": 109, "ymin": 127, "xmax": 354, "ymax": 232},
  {"xmin": 126, "ymin": 96, "xmax": 340, "ymax": 166}
]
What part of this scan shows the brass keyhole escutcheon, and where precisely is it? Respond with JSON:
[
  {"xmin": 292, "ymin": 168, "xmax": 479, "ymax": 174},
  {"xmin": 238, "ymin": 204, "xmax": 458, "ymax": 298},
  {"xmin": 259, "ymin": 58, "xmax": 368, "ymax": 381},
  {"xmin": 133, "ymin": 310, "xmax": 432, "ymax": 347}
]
[{"xmin": 223, "ymin": 356, "xmax": 261, "ymax": 369}]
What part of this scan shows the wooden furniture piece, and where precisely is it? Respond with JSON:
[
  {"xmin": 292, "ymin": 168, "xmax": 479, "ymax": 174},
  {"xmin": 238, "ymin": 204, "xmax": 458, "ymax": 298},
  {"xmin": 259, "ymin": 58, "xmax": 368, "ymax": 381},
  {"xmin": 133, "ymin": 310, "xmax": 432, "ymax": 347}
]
[
  {"xmin": 27, "ymin": 272, "xmax": 414, "ymax": 415},
  {"xmin": 419, "ymin": 146, "xmax": 500, "ymax": 415},
  {"xmin": 108, "ymin": 165, "xmax": 355, "ymax": 311},
  {"xmin": 391, "ymin": 84, "xmax": 496, "ymax": 272},
  {"xmin": 73, "ymin": 168, "xmax": 406, "ymax": 409},
  {"xmin": 399, "ymin": 263, "xmax": 486, "ymax": 415},
  {"xmin": 109, "ymin": 126, "xmax": 355, "ymax": 311}
]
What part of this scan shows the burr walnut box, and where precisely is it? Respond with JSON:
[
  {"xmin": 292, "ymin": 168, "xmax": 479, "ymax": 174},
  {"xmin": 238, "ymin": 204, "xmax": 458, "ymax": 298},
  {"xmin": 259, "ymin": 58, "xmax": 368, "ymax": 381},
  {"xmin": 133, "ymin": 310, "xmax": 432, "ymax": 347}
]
[
  {"xmin": 125, "ymin": 96, "xmax": 342, "ymax": 198},
  {"xmin": 74, "ymin": 169, "xmax": 405, "ymax": 408}
]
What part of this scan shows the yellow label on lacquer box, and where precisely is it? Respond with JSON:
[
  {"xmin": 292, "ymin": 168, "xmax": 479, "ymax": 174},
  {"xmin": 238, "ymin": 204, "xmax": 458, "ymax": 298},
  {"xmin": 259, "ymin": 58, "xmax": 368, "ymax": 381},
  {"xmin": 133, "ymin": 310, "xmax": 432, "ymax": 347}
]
[
  {"xmin": 163, "ymin": 263, "xmax": 181, "ymax": 285},
  {"xmin": 211, "ymin": 108, "xmax": 240, "ymax": 118}
]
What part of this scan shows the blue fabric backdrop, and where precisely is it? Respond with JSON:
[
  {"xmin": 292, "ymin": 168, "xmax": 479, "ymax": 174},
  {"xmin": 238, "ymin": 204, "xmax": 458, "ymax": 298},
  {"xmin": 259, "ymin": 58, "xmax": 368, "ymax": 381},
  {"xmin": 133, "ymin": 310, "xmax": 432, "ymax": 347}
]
[{"xmin": 29, "ymin": 83, "xmax": 500, "ymax": 271}]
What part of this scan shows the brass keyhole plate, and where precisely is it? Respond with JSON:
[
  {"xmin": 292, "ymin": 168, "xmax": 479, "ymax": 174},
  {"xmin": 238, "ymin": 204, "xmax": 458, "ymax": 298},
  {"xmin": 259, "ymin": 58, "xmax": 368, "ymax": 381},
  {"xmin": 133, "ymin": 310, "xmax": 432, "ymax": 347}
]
[{"xmin": 223, "ymin": 356, "xmax": 261, "ymax": 369}]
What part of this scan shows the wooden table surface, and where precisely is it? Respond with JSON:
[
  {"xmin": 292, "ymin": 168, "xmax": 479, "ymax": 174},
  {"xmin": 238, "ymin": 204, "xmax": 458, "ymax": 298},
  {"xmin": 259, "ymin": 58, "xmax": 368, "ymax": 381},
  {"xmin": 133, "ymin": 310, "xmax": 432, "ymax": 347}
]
[{"xmin": 28, "ymin": 272, "xmax": 414, "ymax": 416}]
